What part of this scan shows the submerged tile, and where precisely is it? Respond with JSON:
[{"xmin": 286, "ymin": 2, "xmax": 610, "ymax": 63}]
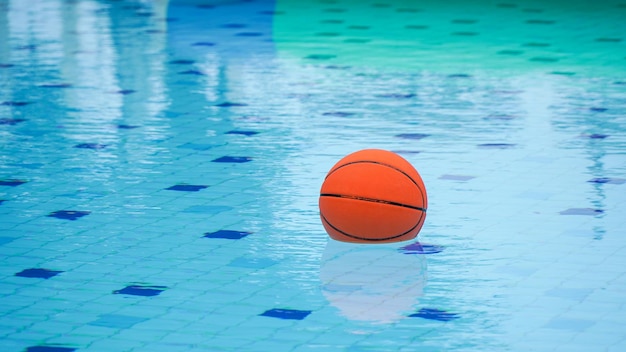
[
  {"xmin": 409, "ymin": 308, "xmax": 460, "ymax": 321},
  {"xmin": 260, "ymin": 308, "xmax": 312, "ymax": 320},
  {"xmin": 398, "ymin": 242, "xmax": 444, "ymax": 254},
  {"xmin": 0, "ymin": 179, "xmax": 27, "ymax": 186},
  {"xmin": 48, "ymin": 210, "xmax": 91, "ymax": 220},
  {"xmin": 165, "ymin": 184, "xmax": 208, "ymax": 192},
  {"xmin": 204, "ymin": 230, "xmax": 251, "ymax": 239},
  {"xmin": 25, "ymin": 347, "xmax": 76, "ymax": 352},
  {"xmin": 559, "ymin": 208, "xmax": 604, "ymax": 215},
  {"xmin": 113, "ymin": 285, "xmax": 167, "ymax": 297},
  {"xmin": 212, "ymin": 156, "xmax": 252, "ymax": 163},
  {"xmin": 15, "ymin": 268, "xmax": 63, "ymax": 279}
]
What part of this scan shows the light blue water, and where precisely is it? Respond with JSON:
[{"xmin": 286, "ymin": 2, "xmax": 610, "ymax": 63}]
[{"xmin": 1, "ymin": 0, "xmax": 626, "ymax": 351}]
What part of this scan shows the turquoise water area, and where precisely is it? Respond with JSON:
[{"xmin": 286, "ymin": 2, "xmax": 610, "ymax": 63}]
[{"xmin": 1, "ymin": 0, "xmax": 625, "ymax": 351}]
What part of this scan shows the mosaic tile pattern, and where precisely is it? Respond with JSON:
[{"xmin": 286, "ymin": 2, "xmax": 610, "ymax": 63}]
[{"xmin": 1, "ymin": 0, "xmax": 625, "ymax": 351}]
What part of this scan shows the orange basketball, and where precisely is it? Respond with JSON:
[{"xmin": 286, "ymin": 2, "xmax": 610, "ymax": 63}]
[{"xmin": 319, "ymin": 149, "xmax": 428, "ymax": 243}]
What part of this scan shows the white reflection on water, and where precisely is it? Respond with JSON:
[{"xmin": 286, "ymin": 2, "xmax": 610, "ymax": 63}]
[{"xmin": 320, "ymin": 239, "xmax": 427, "ymax": 323}]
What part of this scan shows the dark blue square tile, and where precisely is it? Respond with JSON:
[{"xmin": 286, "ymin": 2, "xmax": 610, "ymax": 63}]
[
  {"xmin": 260, "ymin": 308, "xmax": 311, "ymax": 320},
  {"xmin": 409, "ymin": 308, "xmax": 460, "ymax": 321},
  {"xmin": 192, "ymin": 41, "xmax": 216, "ymax": 46},
  {"xmin": 215, "ymin": 102, "xmax": 248, "ymax": 107},
  {"xmin": 477, "ymin": 143, "xmax": 516, "ymax": 149},
  {"xmin": 322, "ymin": 111, "xmax": 355, "ymax": 117},
  {"xmin": 375, "ymin": 93, "xmax": 416, "ymax": 99},
  {"xmin": 589, "ymin": 107, "xmax": 608, "ymax": 112},
  {"xmin": 204, "ymin": 230, "xmax": 251, "ymax": 239},
  {"xmin": 169, "ymin": 59, "xmax": 195, "ymax": 64},
  {"xmin": 0, "ymin": 199, "xmax": 5, "ymax": 205},
  {"xmin": 0, "ymin": 179, "xmax": 27, "ymax": 186},
  {"xmin": 15, "ymin": 268, "xmax": 63, "ymax": 279},
  {"xmin": 588, "ymin": 177, "xmax": 625, "ymax": 185},
  {"xmin": 560, "ymin": 208, "xmax": 604, "ymax": 215},
  {"xmin": 26, "ymin": 346, "xmax": 77, "ymax": 352},
  {"xmin": 74, "ymin": 143, "xmax": 107, "ymax": 150},
  {"xmin": 117, "ymin": 124, "xmax": 140, "ymax": 129},
  {"xmin": 48, "ymin": 210, "xmax": 90, "ymax": 220},
  {"xmin": 165, "ymin": 184, "xmax": 208, "ymax": 192},
  {"xmin": 113, "ymin": 285, "xmax": 167, "ymax": 297},
  {"xmin": 395, "ymin": 133, "xmax": 430, "ymax": 140},
  {"xmin": 0, "ymin": 118, "xmax": 27, "ymax": 125},
  {"xmin": 399, "ymin": 242, "xmax": 444, "ymax": 254},
  {"xmin": 212, "ymin": 156, "xmax": 252, "ymax": 163},
  {"xmin": 179, "ymin": 69, "xmax": 206, "ymax": 75},
  {"xmin": 117, "ymin": 89, "xmax": 136, "ymax": 95},
  {"xmin": 226, "ymin": 130, "xmax": 259, "ymax": 136},
  {"xmin": 1, "ymin": 101, "xmax": 30, "ymax": 106}
]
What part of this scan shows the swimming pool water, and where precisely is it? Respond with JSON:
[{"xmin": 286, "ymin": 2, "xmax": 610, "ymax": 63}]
[{"xmin": 1, "ymin": 0, "xmax": 625, "ymax": 351}]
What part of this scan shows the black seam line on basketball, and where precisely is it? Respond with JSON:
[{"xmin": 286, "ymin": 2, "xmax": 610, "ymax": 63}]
[
  {"xmin": 320, "ymin": 193, "xmax": 427, "ymax": 212},
  {"xmin": 321, "ymin": 212, "xmax": 421, "ymax": 242},
  {"xmin": 325, "ymin": 160, "xmax": 426, "ymax": 206}
]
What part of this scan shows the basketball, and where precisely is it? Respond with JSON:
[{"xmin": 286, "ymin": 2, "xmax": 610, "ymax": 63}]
[{"xmin": 319, "ymin": 149, "xmax": 428, "ymax": 243}]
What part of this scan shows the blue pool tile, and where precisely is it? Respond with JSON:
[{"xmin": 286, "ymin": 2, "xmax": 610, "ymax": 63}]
[
  {"xmin": 439, "ymin": 174, "xmax": 475, "ymax": 181},
  {"xmin": 222, "ymin": 23, "xmax": 246, "ymax": 28},
  {"xmin": 212, "ymin": 156, "xmax": 252, "ymax": 163},
  {"xmin": 74, "ymin": 143, "xmax": 107, "ymax": 150},
  {"xmin": 1, "ymin": 101, "xmax": 30, "ymax": 106},
  {"xmin": 117, "ymin": 89, "xmax": 136, "ymax": 95},
  {"xmin": 0, "ymin": 199, "xmax": 5, "ymax": 205},
  {"xmin": 0, "ymin": 237, "xmax": 16, "ymax": 245},
  {"xmin": 0, "ymin": 118, "xmax": 27, "ymax": 125},
  {"xmin": 305, "ymin": 54, "xmax": 337, "ymax": 60},
  {"xmin": 39, "ymin": 83, "xmax": 72, "ymax": 88},
  {"xmin": 117, "ymin": 124, "xmax": 140, "ymax": 129},
  {"xmin": 559, "ymin": 208, "xmax": 604, "ymax": 216},
  {"xmin": 15, "ymin": 268, "xmax": 64, "ymax": 279},
  {"xmin": 48, "ymin": 210, "xmax": 91, "ymax": 220},
  {"xmin": 588, "ymin": 177, "xmax": 625, "ymax": 185},
  {"xmin": 165, "ymin": 184, "xmax": 208, "ymax": 192},
  {"xmin": 184, "ymin": 205, "xmax": 232, "ymax": 214},
  {"xmin": 215, "ymin": 102, "xmax": 248, "ymax": 107},
  {"xmin": 0, "ymin": 179, "xmax": 27, "ymax": 186},
  {"xmin": 177, "ymin": 142, "xmax": 222, "ymax": 150},
  {"xmin": 395, "ymin": 133, "xmax": 430, "ymax": 140},
  {"xmin": 236, "ymin": 32, "xmax": 263, "ymax": 37},
  {"xmin": 226, "ymin": 130, "xmax": 259, "ymax": 136},
  {"xmin": 589, "ymin": 107, "xmax": 608, "ymax": 112},
  {"xmin": 113, "ymin": 285, "xmax": 167, "ymax": 297},
  {"xmin": 204, "ymin": 230, "xmax": 251, "ymax": 239},
  {"xmin": 374, "ymin": 93, "xmax": 416, "ymax": 99},
  {"xmin": 260, "ymin": 308, "xmax": 312, "ymax": 320},
  {"xmin": 25, "ymin": 346, "xmax": 77, "ymax": 352},
  {"xmin": 0, "ymin": 63, "xmax": 15, "ymax": 68},
  {"xmin": 89, "ymin": 314, "xmax": 148, "ymax": 329},
  {"xmin": 169, "ymin": 59, "xmax": 195, "ymax": 64},
  {"xmin": 323, "ymin": 111, "xmax": 355, "ymax": 117},
  {"xmin": 399, "ymin": 242, "xmax": 444, "ymax": 254},
  {"xmin": 477, "ymin": 143, "xmax": 516, "ymax": 148},
  {"xmin": 448, "ymin": 73, "xmax": 472, "ymax": 78},
  {"xmin": 581, "ymin": 133, "xmax": 609, "ymax": 139},
  {"xmin": 546, "ymin": 288, "xmax": 593, "ymax": 301},
  {"xmin": 228, "ymin": 257, "xmax": 277, "ymax": 269},
  {"xmin": 409, "ymin": 308, "xmax": 460, "ymax": 321},
  {"xmin": 179, "ymin": 69, "xmax": 206, "ymax": 75},
  {"xmin": 544, "ymin": 317, "xmax": 595, "ymax": 331},
  {"xmin": 392, "ymin": 150, "xmax": 421, "ymax": 155},
  {"xmin": 192, "ymin": 41, "xmax": 216, "ymax": 46}
]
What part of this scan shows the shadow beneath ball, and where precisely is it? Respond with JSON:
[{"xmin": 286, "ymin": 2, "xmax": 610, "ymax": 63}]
[{"xmin": 320, "ymin": 239, "xmax": 427, "ymax": 324}]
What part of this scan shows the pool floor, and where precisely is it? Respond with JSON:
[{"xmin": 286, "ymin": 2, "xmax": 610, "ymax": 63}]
[{"xmin": 1, "ymin": 0, "xmax": 626, "ymax": 351}]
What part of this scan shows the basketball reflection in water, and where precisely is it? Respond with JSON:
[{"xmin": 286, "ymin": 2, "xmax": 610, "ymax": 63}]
[{"xmin": 320, "ymin": 240, "xmax": 427, "ymax": 324}]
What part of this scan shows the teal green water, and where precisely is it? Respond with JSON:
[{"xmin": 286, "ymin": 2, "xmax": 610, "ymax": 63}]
[{"xmin": 274, "ymin": 0, "xmax": 626, "ymax": 75}]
